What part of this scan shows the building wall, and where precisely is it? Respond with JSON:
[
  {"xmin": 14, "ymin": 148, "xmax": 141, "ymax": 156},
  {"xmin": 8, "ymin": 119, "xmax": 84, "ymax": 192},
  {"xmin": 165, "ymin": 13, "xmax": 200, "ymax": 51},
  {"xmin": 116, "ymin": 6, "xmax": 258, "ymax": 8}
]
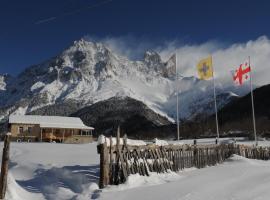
[
  {"xmin": 10, "ymin": 124, "xmax": 40, "ymax": 137},
  {"xmin": 10, "ymin": 123, "xmax": 40, "ymax": 142},
  {"xmin": 9, "ymin": 123, "xmax": 93, "ymax": 143}
]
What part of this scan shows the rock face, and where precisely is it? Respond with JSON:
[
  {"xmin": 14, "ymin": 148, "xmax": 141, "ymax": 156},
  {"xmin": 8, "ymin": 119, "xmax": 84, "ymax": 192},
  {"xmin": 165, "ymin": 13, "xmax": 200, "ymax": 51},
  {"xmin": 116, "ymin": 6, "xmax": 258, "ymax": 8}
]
[{"xmin": 0, "ymin": 38, "xmax": 251, "ymax": 136}]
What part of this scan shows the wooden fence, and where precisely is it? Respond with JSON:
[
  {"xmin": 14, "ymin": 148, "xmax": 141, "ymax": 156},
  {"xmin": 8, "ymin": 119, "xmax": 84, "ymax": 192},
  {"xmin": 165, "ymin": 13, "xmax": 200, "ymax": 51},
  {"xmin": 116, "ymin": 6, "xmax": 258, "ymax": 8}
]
[
  {"xmin": 236, "ymin": 145, "xmax": 270, "ymax": 160},
  {"xmin": 97, "ymin": 131, "xmax": 236, "ymax": 188},
  {"xmin": 97, "ymin": 131, "xmax": 270, "ymax": 188}
]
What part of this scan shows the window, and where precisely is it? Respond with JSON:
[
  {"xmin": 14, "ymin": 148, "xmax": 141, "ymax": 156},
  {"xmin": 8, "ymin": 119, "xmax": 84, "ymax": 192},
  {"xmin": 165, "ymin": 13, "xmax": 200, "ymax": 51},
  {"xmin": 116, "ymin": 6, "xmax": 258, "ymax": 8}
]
[
  {"xmin": 18, "ymin": 127, "xmax": 24, "ymax": 134},
  {"xmin": 28, "ymin": 127, "xmax": 32, "ymax": 133}
]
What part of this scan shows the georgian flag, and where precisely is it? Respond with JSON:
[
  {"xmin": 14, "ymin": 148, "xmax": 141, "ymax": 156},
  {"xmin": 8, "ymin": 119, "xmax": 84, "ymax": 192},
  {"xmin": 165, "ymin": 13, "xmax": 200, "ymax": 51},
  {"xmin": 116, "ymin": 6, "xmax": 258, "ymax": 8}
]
[{"xmin": 232, "ymin": 62, "xmax": 251, "ymax": 85}]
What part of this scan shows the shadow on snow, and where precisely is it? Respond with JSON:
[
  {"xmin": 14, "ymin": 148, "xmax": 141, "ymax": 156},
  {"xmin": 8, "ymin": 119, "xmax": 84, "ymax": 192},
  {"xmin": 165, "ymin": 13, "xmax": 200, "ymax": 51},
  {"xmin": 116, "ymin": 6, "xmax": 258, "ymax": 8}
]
[{"xmin": 15, "ymin": 164, "xmax": 100, "ymax": 200}]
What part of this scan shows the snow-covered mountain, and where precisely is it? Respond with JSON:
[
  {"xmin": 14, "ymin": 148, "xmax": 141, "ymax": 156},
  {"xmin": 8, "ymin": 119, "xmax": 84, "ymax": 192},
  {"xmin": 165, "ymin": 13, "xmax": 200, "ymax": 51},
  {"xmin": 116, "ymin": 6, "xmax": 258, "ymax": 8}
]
[{"xmin": 0, "ymin": 39, "xmax": 250, "ymax": 124}]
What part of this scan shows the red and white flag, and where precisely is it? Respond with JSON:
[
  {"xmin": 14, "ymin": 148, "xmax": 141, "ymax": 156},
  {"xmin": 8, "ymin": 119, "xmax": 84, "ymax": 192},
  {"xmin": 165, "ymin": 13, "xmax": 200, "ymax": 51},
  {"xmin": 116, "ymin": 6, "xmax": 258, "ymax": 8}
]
[{"xmin": 232, "ymin": 62, "xmax": 251, "ymax": 85}]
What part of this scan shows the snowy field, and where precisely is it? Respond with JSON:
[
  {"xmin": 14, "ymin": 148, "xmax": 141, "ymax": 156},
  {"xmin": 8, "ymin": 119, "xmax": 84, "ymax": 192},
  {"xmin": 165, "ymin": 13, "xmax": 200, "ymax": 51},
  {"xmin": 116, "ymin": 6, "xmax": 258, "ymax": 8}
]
[{"xmin": 1, "ymin": 139, "xmax": 270, "ymax": 200}]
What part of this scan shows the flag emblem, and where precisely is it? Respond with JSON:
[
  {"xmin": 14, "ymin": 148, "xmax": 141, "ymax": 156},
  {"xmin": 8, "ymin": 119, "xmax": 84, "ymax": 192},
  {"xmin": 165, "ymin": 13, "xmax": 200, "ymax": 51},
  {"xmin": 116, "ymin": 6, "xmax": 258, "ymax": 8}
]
[
  {"xmin": 232, "ymin": 62, "xmax": 251, "ymax": 85},
  {"xmin": 197, "ymin": 56, "xmax": 213, "ymax": 80}
]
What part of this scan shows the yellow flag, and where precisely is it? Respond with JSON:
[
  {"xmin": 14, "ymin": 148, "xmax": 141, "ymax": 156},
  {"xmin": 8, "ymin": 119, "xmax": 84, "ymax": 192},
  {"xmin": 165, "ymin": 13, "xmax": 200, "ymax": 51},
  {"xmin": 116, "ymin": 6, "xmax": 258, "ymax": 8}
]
[{"xmin": 197, "ymin": 56, "xmax": 213, "ymax": 80}]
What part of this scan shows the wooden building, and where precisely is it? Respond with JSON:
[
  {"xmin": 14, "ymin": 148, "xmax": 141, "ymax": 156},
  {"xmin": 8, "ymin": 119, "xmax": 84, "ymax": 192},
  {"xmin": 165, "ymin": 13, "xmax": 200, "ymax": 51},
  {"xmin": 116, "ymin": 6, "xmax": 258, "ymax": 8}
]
[{"xmin": 8, "ymin": 115, "xmax": 94, "ymax": 143}]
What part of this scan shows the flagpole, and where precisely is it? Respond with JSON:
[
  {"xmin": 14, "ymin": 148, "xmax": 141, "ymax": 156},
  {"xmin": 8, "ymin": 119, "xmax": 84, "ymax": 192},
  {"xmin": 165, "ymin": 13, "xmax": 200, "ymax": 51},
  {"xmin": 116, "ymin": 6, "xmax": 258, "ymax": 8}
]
[
  {"xmin": 176, "ymin": 54, "xmax": 180, "ymax": 141},
  {"xmin": 248, "ymin": 56, "xmax": 257, "ymax": 146},
  {"xmin": 176, "ymin": 90, "xmax": 180, "ymax": 140},
  {"xmin": 212, "ymin": 56, "xmax": 220, "ymax": 143}
]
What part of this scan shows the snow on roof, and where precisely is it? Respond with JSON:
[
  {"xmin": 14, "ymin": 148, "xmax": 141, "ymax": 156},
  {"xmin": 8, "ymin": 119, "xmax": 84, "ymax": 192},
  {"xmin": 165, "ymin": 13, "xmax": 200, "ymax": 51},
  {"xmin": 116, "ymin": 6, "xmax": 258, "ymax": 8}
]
[{"xmin": 9, "ymin": 115, "xmax": 94, "ymax": 130}]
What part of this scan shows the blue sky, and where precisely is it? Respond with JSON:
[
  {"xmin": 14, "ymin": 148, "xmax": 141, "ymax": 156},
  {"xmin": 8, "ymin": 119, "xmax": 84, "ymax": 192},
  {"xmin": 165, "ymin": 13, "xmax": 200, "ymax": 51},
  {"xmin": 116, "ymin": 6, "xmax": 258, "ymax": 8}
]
[{"xmin": 0, "ymin": 0, "xmax": 270, "ymax": 75}]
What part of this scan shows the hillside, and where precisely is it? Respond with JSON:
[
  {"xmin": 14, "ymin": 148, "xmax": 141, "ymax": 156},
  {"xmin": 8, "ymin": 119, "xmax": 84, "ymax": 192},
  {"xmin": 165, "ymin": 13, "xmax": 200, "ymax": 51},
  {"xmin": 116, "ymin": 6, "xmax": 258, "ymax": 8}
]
[
  {"xmin": 70, "ymin": 96, "xmax": 172, "ymax": 139},
  {"xmin": 217, "ymin": 84, "xmax": 270, "ymax": 135}
]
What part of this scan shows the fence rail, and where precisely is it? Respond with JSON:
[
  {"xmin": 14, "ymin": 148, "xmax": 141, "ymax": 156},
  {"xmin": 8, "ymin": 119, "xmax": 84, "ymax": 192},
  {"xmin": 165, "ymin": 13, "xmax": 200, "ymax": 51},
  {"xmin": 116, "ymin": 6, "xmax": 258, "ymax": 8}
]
[{"xmin": 97, "ymin": 132, "xmax": 270, "ymax": 188}]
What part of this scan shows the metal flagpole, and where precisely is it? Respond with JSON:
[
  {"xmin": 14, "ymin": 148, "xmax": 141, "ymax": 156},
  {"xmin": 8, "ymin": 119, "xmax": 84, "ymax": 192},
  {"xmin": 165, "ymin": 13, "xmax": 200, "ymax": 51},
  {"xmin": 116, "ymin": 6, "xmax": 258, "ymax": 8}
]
[
  {"xmin": 176, "ymin": 54, "xmax": 180, "ymax": 141},
  {"xmin": 176, "ymin": 90, "xmax": 180, "ymax": 140},
  {"xmin": 211, "ymin": 56, "xmax": 220, "ymax": 143},
  {"xmin": 248, "ymin": 56, "xmax": 258, "ymax": 146}
]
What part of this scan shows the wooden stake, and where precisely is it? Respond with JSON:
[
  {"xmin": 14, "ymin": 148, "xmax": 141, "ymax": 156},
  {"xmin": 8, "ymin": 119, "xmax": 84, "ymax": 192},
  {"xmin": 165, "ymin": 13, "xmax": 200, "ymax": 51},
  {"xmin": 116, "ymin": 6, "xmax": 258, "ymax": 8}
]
[
  {"xmin": 99, "ymin": 140, "xmax": 109, "ymax": 188},
  {"xmin": 0, "ymin": 134, "xmax": 11, "ymax": 199}
]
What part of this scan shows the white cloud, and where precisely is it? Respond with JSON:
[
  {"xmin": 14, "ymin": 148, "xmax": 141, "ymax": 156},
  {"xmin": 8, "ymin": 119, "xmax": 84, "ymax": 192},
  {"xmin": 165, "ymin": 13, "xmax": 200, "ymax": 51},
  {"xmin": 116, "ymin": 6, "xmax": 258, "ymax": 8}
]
[
  {"xmin": 159, "ymin": 36, "xmax": 270, "ymax": 86},
  {"xmin": 85, "ymin": 35, "xmax": 270, "ymax": 86}
]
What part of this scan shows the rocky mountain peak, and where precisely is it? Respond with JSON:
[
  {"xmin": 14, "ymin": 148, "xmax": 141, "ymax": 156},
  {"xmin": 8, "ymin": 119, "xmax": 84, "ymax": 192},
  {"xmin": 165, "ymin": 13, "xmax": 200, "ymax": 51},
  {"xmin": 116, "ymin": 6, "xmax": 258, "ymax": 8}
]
[
  {"xmin": 143, "ymin": 50, "xmax": 164, "ymax": 74},
  {"xmin": 69, "ymin": 38, "xmax": 110, "ymax": 55},
  {"xmin": 144, "ymin": 50, "xmax": 162, "ymax": 65},
  {"xmin": 0, "ymin": 74, "xmax": 11, "ymax": 91}
]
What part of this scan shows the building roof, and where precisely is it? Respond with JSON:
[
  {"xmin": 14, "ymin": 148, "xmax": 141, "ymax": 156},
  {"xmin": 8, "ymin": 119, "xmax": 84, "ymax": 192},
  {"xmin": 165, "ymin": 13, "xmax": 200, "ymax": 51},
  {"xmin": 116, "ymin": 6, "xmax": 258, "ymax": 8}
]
[{"xmin": 9, "ymin": 115, "xmax": 94, "ymax": 130}]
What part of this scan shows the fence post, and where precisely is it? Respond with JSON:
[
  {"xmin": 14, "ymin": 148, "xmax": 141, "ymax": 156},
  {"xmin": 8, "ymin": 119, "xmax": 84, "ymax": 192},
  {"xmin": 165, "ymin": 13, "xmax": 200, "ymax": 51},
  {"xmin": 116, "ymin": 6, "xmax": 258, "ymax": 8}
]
[
  {"xmin": 193, "ymin": 146, "xmax": 197, "ymax": 168},
  {"xmin": 0, "ymin": 133, "xmax": 11, "ymax": 199},
  {"xmin": 99, "ymin": 140, "xmax": 109, "ymax": 189}
]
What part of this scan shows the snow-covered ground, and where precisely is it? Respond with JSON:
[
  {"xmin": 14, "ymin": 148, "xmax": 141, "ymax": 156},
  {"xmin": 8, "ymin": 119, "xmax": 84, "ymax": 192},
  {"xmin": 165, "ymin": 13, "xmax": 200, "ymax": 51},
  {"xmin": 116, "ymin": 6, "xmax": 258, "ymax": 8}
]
[
  {"xmin": 2, "ymin": 139, "xmax": 270, "ymax": 200},
  {"xmin": 3, "ymin": 142, "xmax": 100, "ymax": 200}
]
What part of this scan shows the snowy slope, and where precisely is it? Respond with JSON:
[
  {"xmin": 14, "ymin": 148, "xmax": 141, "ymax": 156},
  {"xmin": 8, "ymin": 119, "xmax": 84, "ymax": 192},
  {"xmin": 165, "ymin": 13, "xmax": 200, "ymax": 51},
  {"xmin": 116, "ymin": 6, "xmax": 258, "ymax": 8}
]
[{"xmin": 0, "ymin": 39, "xmax": 250, "ymax": 122}]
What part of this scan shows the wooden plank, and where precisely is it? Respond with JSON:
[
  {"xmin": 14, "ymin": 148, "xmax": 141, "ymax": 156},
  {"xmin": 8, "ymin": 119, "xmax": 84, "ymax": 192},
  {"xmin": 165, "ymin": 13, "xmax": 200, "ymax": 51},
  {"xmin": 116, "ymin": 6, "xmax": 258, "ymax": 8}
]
[
  {"xmin": 193, "ymin": 147, "xmax": 198, "ymax": 168},
  {"xmin": 116, "ymin": 128, "xmax": 128, "ymax": 182},
  {"xmin": 131, "ymin": 150, "xmax": 138, "ymax": 174},
  {"xmin": 140, "ymin": 150, "xmax": 150, "ymax": 176},
  {"xmin": 175, "ymin": 149, "xmax": 179, "ymax": 171},
  {"xmin": 118, "ymin": 148, "xmax": 128, "ymax": 181},
  {"xmin": 161, "ymin": 147, "xmax": 171, "ymax": 171},
  {"xmin": 142, "ymin": 149, "xmax": 152, "ymax": 172},
  {"xmin": 156, "ymin": 148, "xmax": 166, "ymax": 172},
  {"xmin": 136, "ymin": 149, "xmax": 148, "ymax": 176},
  {"xmin": 123, "ymin": 134, "xmax": 130, "ymax": 176},
  {"xmin": 109, "ymin": 136, "xmax": 114, "ymax": 184},
  {"xmin": 150, "ymin": 149, "xmax": 160, "ymax": 173}
]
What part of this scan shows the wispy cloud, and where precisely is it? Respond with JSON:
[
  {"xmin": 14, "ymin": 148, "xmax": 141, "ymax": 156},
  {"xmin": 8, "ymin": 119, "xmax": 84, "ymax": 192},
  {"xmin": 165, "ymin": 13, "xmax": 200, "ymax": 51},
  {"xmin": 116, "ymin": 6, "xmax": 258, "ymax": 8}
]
[
  {"xmin": 35, "ymin": 0, "xmax": 113, "ymax": 25},
  {"xmin": 84, "ymin": 35, "xmax": 159, "ymax": 60}
]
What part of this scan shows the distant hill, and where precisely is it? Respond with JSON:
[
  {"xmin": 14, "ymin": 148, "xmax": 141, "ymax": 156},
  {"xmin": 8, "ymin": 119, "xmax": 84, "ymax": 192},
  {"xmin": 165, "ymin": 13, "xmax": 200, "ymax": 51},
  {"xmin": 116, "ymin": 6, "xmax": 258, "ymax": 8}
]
[
  {"xmin": 217, "ymin": 84, "xmax": 270, "ymax": 136},
  {"xmin": 70, "ymin": 96, "xmax": 173, "ymax": 139}
]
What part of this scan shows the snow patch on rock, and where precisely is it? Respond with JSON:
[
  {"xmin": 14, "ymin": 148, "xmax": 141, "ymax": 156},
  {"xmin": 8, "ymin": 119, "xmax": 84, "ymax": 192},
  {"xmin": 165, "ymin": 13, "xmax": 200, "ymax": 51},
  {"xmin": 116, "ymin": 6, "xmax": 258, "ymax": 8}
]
[{"xmin": 31, "ymin": 82, "xmax": 46, "ymax": 92}]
